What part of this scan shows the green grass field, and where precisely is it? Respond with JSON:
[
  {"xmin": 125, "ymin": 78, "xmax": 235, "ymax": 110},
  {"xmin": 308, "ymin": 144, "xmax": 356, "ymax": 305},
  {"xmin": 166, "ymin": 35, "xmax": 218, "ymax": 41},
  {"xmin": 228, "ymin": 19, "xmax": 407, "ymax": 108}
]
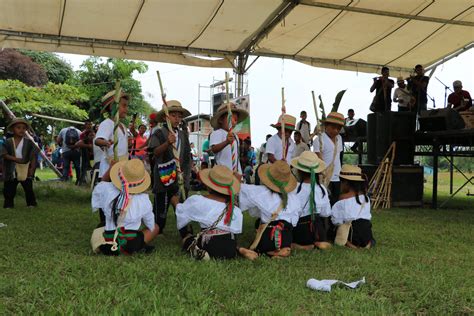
[{"xmin": 1, "ymin": 170, "xmax": 473, "ymax": 314}]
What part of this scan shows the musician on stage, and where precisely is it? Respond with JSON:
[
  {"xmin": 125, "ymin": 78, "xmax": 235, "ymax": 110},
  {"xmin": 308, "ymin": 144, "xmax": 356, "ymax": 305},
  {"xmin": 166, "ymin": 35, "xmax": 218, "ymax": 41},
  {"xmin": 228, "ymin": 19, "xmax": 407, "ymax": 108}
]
[
  {"xmin": 370, "ymin": 66, "xmax": 394, "ymax": 112},
  {"xmin": 407, "ymin": 64, "xmax": 429, "ymax": 113},
  {"xmin": 447, "ymin": 80, "xmax": 472, "ymax": 112},
  {"xmin": 393, "ymin": 77, "xmax": 412, "ymax": 112}
]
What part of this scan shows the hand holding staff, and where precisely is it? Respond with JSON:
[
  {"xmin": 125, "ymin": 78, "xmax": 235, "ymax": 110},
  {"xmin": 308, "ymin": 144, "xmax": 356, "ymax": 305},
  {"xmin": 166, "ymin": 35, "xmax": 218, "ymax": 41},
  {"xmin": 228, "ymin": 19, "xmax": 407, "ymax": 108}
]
[
  {"xmin": 281, "ymin": 87, "xmax": 287, "ymax": 161},
  {"xmin": 156, "ymin": 70, "xmax": 187, "ymax": 201},
  {"xmin": 225, "ymin": 72, "xmax": 237, "ymax": 172}
]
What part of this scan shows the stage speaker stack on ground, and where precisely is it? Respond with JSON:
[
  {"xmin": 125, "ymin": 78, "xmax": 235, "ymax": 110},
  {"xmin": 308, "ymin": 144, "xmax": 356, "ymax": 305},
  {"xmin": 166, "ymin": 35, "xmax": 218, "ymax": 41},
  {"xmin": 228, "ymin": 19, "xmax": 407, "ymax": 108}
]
[
  {"xmin": 418, "ymin": 108, "xmax": 465, "ymax": 131},
  {"xmin": 367, "ymin": 111, "xmax": 416, "ymax": 165},
  {"xmin": 212, "ymin": 92, "xmax": 233, "ymax": 114},
  {"xmin": 360, "ymin": 164, "xmax": 424, "ymax": 207}
]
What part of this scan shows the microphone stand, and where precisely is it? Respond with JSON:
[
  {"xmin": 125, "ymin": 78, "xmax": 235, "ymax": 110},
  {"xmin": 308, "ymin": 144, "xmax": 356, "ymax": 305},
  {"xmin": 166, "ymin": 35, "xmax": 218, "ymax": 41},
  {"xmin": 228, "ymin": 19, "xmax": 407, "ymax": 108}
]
[
  {"xmin": 427, "ymin": 93, "xmax": 436, "ymax": 109},
  {"xmin": 435, "ymin": 77, "xmax": 453, "ymax": 108}
]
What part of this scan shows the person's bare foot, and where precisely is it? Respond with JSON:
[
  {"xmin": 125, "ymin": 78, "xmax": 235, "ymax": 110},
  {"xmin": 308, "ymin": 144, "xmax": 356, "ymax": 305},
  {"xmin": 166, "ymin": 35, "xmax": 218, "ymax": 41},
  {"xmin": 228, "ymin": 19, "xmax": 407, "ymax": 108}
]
[
  {"xmin": 238, "ymin": 247, "xmax": 258, "ymax": 260},
  {"xmin": 268, "ymin": 247, "xmax": 291, "ymax": 258},
  {"xmin": 291, "ymin": 243, "xmax": 315, "ymax": 250},
  {"xmin": 314, "ymin": 242, "xmax": 332, "ymax": 250}
]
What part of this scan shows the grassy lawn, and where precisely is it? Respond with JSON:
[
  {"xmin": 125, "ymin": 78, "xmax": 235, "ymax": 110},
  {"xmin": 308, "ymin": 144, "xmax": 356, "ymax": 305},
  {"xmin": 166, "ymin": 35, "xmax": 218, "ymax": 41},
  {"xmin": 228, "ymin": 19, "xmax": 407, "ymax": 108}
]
[{"xmin": 1, "ymin": 170, "xmax": 473, "ymax": 314}]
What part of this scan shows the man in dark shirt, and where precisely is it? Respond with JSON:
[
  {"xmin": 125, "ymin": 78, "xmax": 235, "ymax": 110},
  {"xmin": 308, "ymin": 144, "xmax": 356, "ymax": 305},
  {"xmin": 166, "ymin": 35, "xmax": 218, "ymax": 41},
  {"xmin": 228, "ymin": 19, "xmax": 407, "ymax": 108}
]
[
  {"xmin": 370, "ymin": 66, "xmax": 394, "ymax": 112},
  {"xmin": 407, "ymin": 64, "xmax": 430, "ymax": 113},
  {"xmin": 447, "ymin": 80, "xmax": 472, "ymax": 112}
]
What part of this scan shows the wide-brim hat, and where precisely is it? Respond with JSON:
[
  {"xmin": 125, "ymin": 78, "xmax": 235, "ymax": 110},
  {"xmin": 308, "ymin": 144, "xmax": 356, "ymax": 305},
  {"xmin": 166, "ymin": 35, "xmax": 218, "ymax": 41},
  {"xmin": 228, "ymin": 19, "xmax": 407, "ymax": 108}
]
[
  {"xmin": 270, "ymin": 114, "xmax": 296, "ymax": 131},
  {"xmin": 258, "ymin": 160, "xmax": 297, "ymax": 193},
  {"xmin": 156, "ymin": 100, "xmax": 192, "ymax": 123},
  {"xmin": 110, "ymin": 159, "xmax": 151, "ymax": 194},
  {"xmin": 291, "ymin": 151, "xmax": 326, "ymax": 174},
  {"xmin": 339, "ymin": 164, "xmax": 365, "ymax": 182},
  {"xmin": 100, "ymin": 89, "xmax": 128, "ymax": 113},
  {"xmin": 396, "ymin": 76, "xmax": 405, "ymax": 82},
  {"xmin": 323, "ymin": 112, "xmax": 345, "ymax": 126},
  {"xmin": 199, "ymin": 165, "xmax": 240, "ymax": 195},
  {"xmin": 210, "ymin": 102, "xmax": 249, "ymax": 129},
  {"xmin": 7, "ymin": 118, "xmax": 31, "ymax": 132}
]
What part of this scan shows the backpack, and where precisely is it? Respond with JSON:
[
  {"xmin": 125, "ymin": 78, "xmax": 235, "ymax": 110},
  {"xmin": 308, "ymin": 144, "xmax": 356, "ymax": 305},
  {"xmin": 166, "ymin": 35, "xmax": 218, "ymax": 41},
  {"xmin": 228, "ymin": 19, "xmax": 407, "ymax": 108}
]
[{"xmin": 65, "ymin": 127, "xmax": 79, "ymax": 148}]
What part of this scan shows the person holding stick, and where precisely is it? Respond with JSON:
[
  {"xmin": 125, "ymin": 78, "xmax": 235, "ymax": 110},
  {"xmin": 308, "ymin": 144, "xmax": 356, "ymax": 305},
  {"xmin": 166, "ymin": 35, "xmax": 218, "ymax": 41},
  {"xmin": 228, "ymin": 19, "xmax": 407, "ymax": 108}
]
[
  {"xmin": 1, "ymin": 118, "xmax": 38, "ymax": 208},
  {"xmin": 266, "ymin": 114, "xmax": 297, "ymax": 164},
  {"xmin": 209, "ymin": 102, "xmax": 248, "ymax": 177},
  {"xmin": 331, "ymin": 165, "xmax": 375, "ymax": 249},
  {"xmin": 313, "ymin": 112, "xmax": 345, "ymax": 206},
  {"xmin": 148, "ymin": 100, "xmax": 191, "ymax": 233}
]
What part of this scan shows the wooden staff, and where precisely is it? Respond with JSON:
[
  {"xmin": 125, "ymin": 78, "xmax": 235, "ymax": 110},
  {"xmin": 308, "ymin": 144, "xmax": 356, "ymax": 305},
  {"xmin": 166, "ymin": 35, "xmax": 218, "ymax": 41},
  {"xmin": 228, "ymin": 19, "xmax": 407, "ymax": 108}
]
[
  {"xmin": 0, "ymin": 100, "xmax": 62, "ymax": 177},
  {"xmin": 156, "ymin": 71, "xmax": 186, "ymax": 200},
  {"xmin": 112, "ymin": 81, "xmax": 122, "ymax": 162},
  {"xmin": 224, "ymin": 72, "xmax": 237, "ymax": 173},
  {"xmin": 281, "ymin": 87, "xmax": 287, "ymax": 161}
]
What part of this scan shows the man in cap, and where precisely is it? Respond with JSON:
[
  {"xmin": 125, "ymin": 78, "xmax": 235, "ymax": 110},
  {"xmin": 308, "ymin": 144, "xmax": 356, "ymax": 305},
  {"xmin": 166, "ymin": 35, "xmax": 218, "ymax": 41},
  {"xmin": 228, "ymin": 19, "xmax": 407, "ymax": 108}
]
[{"xmin": 447, "ymin": 80, "xmax": 472, "ymax": 112}]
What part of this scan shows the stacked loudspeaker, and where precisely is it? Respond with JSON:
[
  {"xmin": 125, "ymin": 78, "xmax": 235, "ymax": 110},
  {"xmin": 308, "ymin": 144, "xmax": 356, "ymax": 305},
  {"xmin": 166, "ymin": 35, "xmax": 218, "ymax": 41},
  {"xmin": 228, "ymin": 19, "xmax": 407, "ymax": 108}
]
[{"xmin": 364, "ymin": 111, "xmax": 423, "ymax": 207}]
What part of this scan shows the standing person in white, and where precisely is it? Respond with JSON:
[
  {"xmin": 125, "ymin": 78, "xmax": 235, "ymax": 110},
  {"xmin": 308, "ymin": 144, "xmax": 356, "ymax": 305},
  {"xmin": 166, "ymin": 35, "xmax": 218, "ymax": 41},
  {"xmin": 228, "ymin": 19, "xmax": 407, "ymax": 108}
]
[
  {"xmin": 393, "ymin": 77, "xmax": 412, "ymax": 112},
  {"xmin": 313, "ymin": 112, "xmax": 345, "ymax": 206},
  {"xmin": 266, "ymin": 114, "xmax": 297, "ymax": 164},
  {"xmin": 296, "ymin": 110, "xmax": 311, "ymax": 147},
  {"xmin": 209, "ymin": 103, "xmax": 249, "ymax": 177}
]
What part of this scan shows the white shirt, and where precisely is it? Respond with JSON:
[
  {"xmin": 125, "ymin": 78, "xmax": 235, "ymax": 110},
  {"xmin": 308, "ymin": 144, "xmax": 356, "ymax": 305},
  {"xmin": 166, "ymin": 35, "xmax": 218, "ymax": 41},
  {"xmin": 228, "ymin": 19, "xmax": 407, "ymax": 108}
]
[
  {"xmin": 14, "ymin": 138, "xmax": 24, "ymax": 159},
  {"xmin": 239, "ymin": 184, "xmax": 300, "ymax": 226},
  {"xmin": 331, "ymin": 195, "xmax": 372, "ymax": 225},
  {"xmin": 265, "ymin": 133, "xmax": 295, "ymax": 164},
  {"xmin": 209, "ymin": 128, "xmax": 242, "ymax": 174},
  {"xmin": 297, "ymin": 120, "xmax": 311, "ymax": 144},
  {"xmin": 313, "ymin": 133, "xmax": 343, "ymax": 182},
  {"xmin": 94, "ymin": 118, "xmax": 129, "ymax": 177},
  {"xmin": 292, "ymin": 141, "xmax": 308, "ymax": 158},
  {"xmin": 176, "ymin": 195, "xmax": 243, "ymax": 234},
  {"xmin": 296, "ymin": 183, "xmax": 332, "ymax": 217},
  {"xmin": 259, "ymin": 143, "xmax": 268, "ymax": 164},
  {"xmin": 91, "ymin": 182, "xmax": 155, "ymax": 231},
  {"xmin": 393, "ymin": 87, "xmax": 411, "ymax": 108},
  {"xmin": 93, "ymin": 144, "xmax": 104, "ymax": 165}
]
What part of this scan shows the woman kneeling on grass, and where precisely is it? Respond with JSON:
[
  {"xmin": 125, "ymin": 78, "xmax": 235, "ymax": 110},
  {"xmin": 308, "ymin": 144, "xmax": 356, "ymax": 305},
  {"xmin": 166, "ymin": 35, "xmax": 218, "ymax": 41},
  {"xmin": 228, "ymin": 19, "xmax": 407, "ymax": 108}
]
[
  {"xmin": 173, "ymin": 165, "xmax": 258, "ymax": 261},
  {"xmin": 290, "ymin": 151, "xmax": 332, "ymax": 250},
  {"xmin": 91, "ymin": 159, "xmax": 159, "ymax": 255},
  {"xmin": 331, "ymin": 165, "xmax": 375, "ymax": 249},
  {"xmin": 240, "ymin": 160, "xmax": 300, "ymax": 258}
]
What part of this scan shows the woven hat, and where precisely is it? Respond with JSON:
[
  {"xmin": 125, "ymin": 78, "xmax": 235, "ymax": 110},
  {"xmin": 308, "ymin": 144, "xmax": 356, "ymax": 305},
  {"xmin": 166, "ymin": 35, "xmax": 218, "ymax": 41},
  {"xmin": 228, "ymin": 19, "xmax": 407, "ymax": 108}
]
[
  {"xmin": 396, "ymin": 76, "xmax": 405, "ymax": 82},
  {"xmin": 210, "ymin": 102, "xmax": 249, "ymax": 129},
  {"xmin": 339, "ymin": 164, "xmax": 365, "ymax": 182},
  {"xmin": 270, "ymin": 114, "xmax": 296, "ymax": 131},
  {"xmin": 7, "ymin": 118, "xmax": 31, "ymax": 132},
  {"xmin": 291, "ymin": 151, "xmax": 326, "ymax": 174},
  {"xmin": 200, "ymin": 165, "xmax": 240, "ymax": 195},
  {"xmin": 258, "ymin": 160, "xmax": 297, "ymax": 193},
  {"xmin": 100, "ymin": 90, "xmax": 128, "ymax": 113},
  {"xmin": 156, "ymin": 100, "xmax": 192, "ymax": 123},
  {"xmin": 110, "ymin": 159, "xmax": 151, "ymax": 194},
  {"xmin": 324, "ymin": 112, "xmax": 345, "ymax": 126}
]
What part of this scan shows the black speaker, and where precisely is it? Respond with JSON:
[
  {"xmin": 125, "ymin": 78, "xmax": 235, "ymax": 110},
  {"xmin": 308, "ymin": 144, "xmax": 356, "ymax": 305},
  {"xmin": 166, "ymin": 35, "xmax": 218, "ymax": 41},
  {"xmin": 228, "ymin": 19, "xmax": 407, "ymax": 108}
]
[
  {"xmin": 367, "ymin": 112, "xmax": 416, "ymax": 165},
  {"xmin": 419, "ymin": 109, "xmax": 465, "ymax": 131},
  {"xmin": 360, "ymin": 164, "xmax": 423, "ymax": 207},
  {"xmin": 212, "ymin": 92, "xmax": 233, "ymax": 114},
  {"xmin": 342, "ymin": 119, "xmax": 367, "ymax": 142}
]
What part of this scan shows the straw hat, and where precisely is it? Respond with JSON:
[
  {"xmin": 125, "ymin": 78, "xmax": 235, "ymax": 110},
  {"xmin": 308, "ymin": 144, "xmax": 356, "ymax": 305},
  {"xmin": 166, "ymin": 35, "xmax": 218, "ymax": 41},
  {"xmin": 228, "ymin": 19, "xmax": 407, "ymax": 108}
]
[
  {"xmin": 270, "ymin": 114, "xmax": 296, "ymax": 131},
  {"xmin": 339, "ymin": 164, "xmax": 365, "ymax": 182},
  {"xmin": 210, "ymin": 102, "xmax": 249, "ymax": 129},
  {"xmin": 100, "ymin": 90, "xmax": 128, "ymax": 113},
  {"xmin": 291, "ymin": 151, "xmax": 326, "ymax": 174},
  {"xmin": 323, "ymin": 112, "xmax": 345, "ymax": 126},
  {"xmin": 156, "ymin": 100, "xmax": 192, "ymax": 123},
  {"xmin": 199, "ymin": 165, "xmax": 240, "ymax": 195},
  {"xmin": 396, "ymin": 76, "xmax": 405, "ymax": 82},
  {"xmin": 258, "ymin": 160, "xmax": 297, "ymax": 193},
  {"xmin": 7, "ymin": 118, "xmax": 31, "ymax": 132},
  {"xmin": 110, "ymin": 159, "xmax": 151, "ymax": 194}
]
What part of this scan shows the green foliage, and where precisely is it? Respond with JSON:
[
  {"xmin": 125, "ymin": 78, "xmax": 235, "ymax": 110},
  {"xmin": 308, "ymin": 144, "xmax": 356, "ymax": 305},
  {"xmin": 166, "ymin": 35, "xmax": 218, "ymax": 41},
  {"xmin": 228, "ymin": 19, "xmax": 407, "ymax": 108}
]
[
  {"xmin": 73, "ymin": 57, "xmax": 153, "ymax": 122},
  {"xmin": 0, "ymin": 80, "xmax": 88, "ymax": 138},
  {"xmin": 331, "ymin": 89, "xmax": 347, "ymax": 113},
  {"xmin": 18, "ymin": 50, "xmax": 74, "ymax": 84}
]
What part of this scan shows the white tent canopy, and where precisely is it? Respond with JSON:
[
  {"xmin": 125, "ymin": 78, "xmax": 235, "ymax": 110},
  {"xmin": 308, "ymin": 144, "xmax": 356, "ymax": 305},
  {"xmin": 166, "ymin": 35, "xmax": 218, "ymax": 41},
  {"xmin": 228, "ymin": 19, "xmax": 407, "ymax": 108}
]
[{"xmin": 1, "ymin": 0, "xmax": 473, "ymax": 76}]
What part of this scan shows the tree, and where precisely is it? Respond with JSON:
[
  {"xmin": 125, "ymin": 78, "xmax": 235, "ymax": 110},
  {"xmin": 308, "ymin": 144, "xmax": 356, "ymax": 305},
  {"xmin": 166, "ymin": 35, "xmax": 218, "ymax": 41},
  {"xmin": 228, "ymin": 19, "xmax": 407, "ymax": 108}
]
[
  {"xmin": 74, "ymin": 57, "xmax": 154, "ymax": 122},
  {"xmin": 0, "ymin": 80, "xmax": 88, "ymax": 141},
  {"xmin": 19, "ymin": 50, "xmax": 74, "ymax": 84},
  {"xmin": 0, "ymin": 49, "xmax": 47, "ymax": 86}
]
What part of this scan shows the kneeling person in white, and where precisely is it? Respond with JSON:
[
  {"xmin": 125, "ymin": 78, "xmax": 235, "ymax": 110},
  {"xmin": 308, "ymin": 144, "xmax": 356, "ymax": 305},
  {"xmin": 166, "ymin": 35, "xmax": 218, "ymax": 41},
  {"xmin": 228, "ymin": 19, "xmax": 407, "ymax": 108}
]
[
  {"xmin": 91, "ymin": 159, "xmax": 159, "ymax": 255},
  {"xmin": 331, "ymin": 165, "xmax": 375, "ymax": 249},
  {"xmin": 174, "ymin": 165, "xmax": 257, "ymax": 260}
]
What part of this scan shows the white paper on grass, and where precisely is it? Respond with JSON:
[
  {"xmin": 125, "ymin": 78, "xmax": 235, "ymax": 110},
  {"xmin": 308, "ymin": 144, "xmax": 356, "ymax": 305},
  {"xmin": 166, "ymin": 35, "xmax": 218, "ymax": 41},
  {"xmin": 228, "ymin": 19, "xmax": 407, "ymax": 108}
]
[{"xmin": 306, "ymin": 277, "xmax": 365, "ymax": 292}]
